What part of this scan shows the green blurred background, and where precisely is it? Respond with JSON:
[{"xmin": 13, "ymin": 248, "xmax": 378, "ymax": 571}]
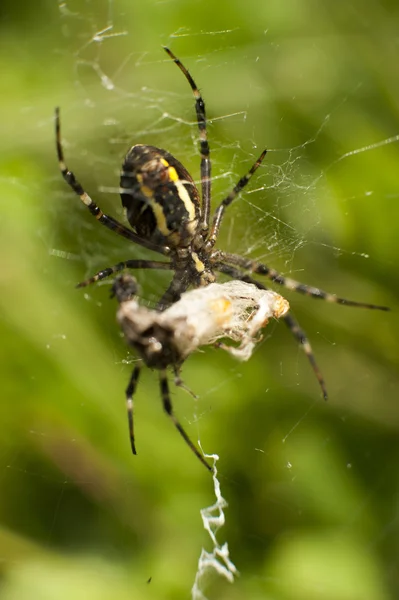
[{"xmin": 1, "ymin": 0, "xmax": 399, "ymax": 598}]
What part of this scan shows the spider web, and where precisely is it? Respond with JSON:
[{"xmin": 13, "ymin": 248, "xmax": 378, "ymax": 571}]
[{"xmin": 2, "ymin": 1, "xmax": 399, "ymax": 599}]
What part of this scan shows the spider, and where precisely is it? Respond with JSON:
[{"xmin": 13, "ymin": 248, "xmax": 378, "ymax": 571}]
[
  {"xmin": 112, "ymin": 275, "xmax": 290, "ymax": 471},
  {"xmin": 56, "ymin": 47, "xmax": 389, "ymax": 464}
]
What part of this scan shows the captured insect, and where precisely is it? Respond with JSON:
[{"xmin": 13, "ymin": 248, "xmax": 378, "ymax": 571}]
[
  {"xmin": 55, "ymin": 47, "xmax": 389, "ymax": 465},
  {"xmin": 112, "ymin": 275, "xmax": 290, "ymax": 471}
]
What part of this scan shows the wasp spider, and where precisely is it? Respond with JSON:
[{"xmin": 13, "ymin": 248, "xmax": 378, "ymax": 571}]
[{"xmin": 55, "ymin": 48, "xmax": 389, "ymax": 468}]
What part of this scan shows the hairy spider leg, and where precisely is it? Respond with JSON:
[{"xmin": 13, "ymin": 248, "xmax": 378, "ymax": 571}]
[
  {"xmin": 164, "ymin": 47, "xmax": 211, "ymax": 235},
  {"xmin": 55, "ymin": 108, "xmax": 166, "ymax": 255},
  {"xmin": 282, "ymin": 312, "xmax": 328, "ymax": 399},
  {"xmin": 77, "ymin": 259, "xmax": 172, "ymax": 288},
  {"xmin": 156, "ymin": 269, "xmax": 194, "ymax": 308},
  {"xmin": 215, "ymin": 262, "xmax": 328, "ymax": 399},
  {"xmin": 221, "ymin": 253, "xmax": 389, "ymax": 311},
  {"xmin": 125, "ymin": 364, "xmax": 142, "ymax": 454},
  {"xmin": 207, "ymin": 150, "xmax": 267, "ymax": 248},
  {"xmin": 159, "ymin": 370, "xmax": 213, "ymax": 472}
]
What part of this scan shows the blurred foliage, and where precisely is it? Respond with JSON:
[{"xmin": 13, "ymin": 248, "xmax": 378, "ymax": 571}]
[{"xmin": 1, "ymin": 0, "xmax": 399, "ymax": 598}]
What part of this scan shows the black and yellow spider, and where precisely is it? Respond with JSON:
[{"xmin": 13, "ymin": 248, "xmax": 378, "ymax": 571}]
[{"xmin": 56, "ymin": 47, "xmax": 388, "ymax": 466}]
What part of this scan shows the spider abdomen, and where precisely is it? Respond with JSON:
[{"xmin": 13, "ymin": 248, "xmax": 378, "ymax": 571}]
[{"xmin": 120, "ymin": 145, "xmax": 201, "ymax": 247}]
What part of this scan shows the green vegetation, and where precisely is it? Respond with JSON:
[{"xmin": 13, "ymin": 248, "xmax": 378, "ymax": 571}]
[{"xmin": 1, "ymin": 1, "xmax": 398, "ymax": 598}]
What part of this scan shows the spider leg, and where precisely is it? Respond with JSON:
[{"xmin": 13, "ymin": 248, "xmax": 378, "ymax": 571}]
[
  {"xmin": 55, "ymin": 108, "xmax": 167, "ymax": 255},
  {"xmin": 280, "ymin": 311, "xmax": 328, "ymax": 400},
  {"xmin": 173, "ymin": 365, "xmax": 198, "ymax": 399},
  {"xmin": 156, "ymin": 271, "xmax": 191, "ymax": 309},
  {"xmin": 159, "ymin": 369, "xmax": 212, "ymax": 472},
  {"xmin": 207, "ymin": 150, "xmax": 267, "ymax": 248},
  {"xmin": 76, "ymin": 259, "xmax": 172, "ymax": 288},
  {"xmin": 163, "ymin": 47, "xmax": 211, "ymax": 235},
  {"xmin": 215, "ymin": 262, "xmax": 328, "ymax": 399},
  {"xmin": 125, "ymin": 363, "xmax": 142, "ymax": 455},
  {"xmin": 221, "ymin": 252, "xmax": 389, "ymax": 311}
]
